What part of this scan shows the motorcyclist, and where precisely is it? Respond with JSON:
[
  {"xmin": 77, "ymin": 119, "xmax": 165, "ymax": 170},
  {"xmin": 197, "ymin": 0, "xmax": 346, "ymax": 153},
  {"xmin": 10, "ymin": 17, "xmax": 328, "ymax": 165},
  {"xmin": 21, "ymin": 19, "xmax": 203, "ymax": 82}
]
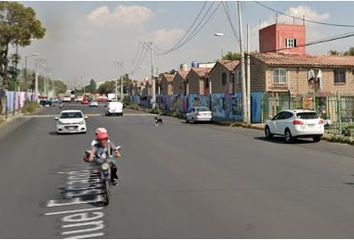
[{"xmin": 85, "ymin": 128, "xmax": 121, "ymax": 185}]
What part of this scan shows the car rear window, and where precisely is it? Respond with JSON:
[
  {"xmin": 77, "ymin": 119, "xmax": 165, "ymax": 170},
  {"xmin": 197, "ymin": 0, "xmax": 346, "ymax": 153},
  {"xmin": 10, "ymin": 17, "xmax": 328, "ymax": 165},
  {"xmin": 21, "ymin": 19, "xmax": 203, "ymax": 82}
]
[
  {"xmin": 196, "ymin": 107, "xmax": 209, "ymax": 112},
  {"xmin": 296, "ymin": 112, "xmax": 319, "ymax": 119},
  {"xmin": 60, "ymin": 112, "xmax": 83, "ymax": 119}
]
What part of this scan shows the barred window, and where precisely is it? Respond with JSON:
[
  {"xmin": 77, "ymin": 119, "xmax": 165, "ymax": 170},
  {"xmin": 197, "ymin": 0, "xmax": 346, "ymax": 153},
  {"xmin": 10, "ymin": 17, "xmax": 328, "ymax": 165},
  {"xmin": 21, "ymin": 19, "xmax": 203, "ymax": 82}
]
[
  {"xmin": 334, "ymin": 69, "xmax": 346, "ymax": 84},
  {"xmin": 273, "ymin": 68, "xmax": 288, "ymax": 84}
]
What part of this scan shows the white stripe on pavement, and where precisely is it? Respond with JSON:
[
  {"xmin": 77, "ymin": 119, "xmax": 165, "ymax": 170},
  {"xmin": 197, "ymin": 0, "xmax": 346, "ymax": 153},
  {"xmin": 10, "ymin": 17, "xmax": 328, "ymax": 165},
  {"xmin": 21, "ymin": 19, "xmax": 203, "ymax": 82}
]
[{"xmin": 20, "ymin": 113, "xmax": 155, "ymax": 118}]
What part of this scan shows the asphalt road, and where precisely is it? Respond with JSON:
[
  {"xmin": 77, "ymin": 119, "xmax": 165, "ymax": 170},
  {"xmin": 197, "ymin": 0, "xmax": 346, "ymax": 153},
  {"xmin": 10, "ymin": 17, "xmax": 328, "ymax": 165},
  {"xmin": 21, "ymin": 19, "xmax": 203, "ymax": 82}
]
[{"xmin": 0, "ymin": 103, "xmax": 354, "ymax": 238}]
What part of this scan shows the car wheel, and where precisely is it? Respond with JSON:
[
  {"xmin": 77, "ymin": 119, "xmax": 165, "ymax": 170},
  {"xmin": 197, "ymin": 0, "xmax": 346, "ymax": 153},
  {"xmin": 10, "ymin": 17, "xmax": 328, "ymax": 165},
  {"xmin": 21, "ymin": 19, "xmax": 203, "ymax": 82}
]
[
  {"xmin": 190, "ymin": 118, "xmax": 195, "ymax": 124},
  {"xmin": 313, "ymin": 135, "xmax": 322, "ymax": 142},
  {"xmin": 264, "ymin": 126, "xmax": 273, "ymax": 139},
  {"xmin": 284, "ymin": 129, "xmax": 293, "ymax": 143}
]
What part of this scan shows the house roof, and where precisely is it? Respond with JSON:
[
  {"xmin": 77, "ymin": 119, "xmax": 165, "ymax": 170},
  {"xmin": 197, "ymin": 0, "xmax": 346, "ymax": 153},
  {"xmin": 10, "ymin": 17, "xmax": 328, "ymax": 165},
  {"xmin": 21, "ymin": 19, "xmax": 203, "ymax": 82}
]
[
  {"xmin": 176, "ymin": 70, "xmax": 189, "ymax": 80},
  {"xmin": 161, "ymin": 73, "xmax": 175, "ymax": 82},
  {"xmin": 190, "ymin": 67, "xmax": 211, "ymax": 77},
  {"xmin": 217, "ymin": 60, "xmax": 240, "ymax": 71},
  {"xmin": 252, "ymin": 53, "xmax": 354, "ymax": 68}
]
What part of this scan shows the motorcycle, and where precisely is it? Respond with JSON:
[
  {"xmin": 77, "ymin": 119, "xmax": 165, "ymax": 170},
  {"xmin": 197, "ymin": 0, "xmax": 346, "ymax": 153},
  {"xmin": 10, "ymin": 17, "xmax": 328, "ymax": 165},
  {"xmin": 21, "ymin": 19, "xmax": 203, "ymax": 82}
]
[{"xmin": 84, "ymin": 146, "xmax": 121, "ymax": 206}]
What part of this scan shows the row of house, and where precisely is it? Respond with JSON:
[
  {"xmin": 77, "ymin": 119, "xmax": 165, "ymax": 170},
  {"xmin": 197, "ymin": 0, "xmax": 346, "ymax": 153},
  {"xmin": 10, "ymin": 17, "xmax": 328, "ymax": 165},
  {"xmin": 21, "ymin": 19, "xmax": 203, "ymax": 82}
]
[
  {"xmin": 129, "ymin": 22, "xmax": 354, "ymax": 122},
  {"xmin": 132, "ymin": 53, "xmax": 354, "ymax": 98}
]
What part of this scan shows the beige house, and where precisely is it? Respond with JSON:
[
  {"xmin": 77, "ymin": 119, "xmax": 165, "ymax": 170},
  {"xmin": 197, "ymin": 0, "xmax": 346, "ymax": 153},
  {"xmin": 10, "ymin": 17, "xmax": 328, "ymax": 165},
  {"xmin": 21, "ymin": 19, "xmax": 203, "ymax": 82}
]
[
  {"xmin": 159, "ymin": 73, "xmax": 175, "ymax": 96},
  {"xmin": 250, "ymin": 53, "xmax": 354, "ymax": 96},
  {"xmin": 208, "ymin": 60, "xmax": 240, "ymax": 94},
  {"xmin": 141, "ymin": 80, "xmax": 152, "ymax": 97},
  {"xmin": 172, "ymin": 70, "xmax": 189, "ymax": 95},
  {"xmin": 186, "ymin": 68, "xmax": 211, "ymax": 95}
]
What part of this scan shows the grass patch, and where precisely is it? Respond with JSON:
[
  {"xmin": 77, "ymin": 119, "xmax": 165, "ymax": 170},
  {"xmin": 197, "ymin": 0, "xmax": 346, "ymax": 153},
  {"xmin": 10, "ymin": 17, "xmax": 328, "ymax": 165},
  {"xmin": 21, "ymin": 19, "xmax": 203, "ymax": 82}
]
[{"xmin": 22, "ymin": 102, "xmax": 40, "ymax": 114}]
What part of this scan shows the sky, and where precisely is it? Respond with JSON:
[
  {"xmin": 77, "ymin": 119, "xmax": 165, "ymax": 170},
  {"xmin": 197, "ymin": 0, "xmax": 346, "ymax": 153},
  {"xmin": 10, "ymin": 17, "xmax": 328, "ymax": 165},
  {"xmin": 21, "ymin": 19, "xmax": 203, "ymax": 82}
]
[{"xmin": 17, "ymin": 1, "xmax": 354, "ymax": 88}]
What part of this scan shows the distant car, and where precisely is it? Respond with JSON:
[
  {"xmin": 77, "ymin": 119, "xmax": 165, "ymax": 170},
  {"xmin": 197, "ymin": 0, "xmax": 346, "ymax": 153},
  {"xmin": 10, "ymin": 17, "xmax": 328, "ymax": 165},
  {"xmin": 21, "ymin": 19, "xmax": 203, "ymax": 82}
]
[
  {"xmin": 81, "ymin": 99, "xmax": 89, "ymax": 104},
  {"xmin": 39, "ymin": 100, "xmax": 52, "ymax": 107},
  {"xmin": 186, "ymin": 106, "xmax": 212, "ymax": 123},
  {"xmin": 63, "ymin": 96, "xmax": 72, "ymax": 103},
  {"xmin": 55, "ymin": 110, "xmax": 87, "ymax": 134},
  {"xmin": 264, "ymin": 109, "xmax": 325, "ymax": 143},
  {"xmin": 76, "ymin": 96, "xmax": 84, "ymax": 102},
  {"xmin": 89, "ymin": 101, "xmax": 98, "ymax": 107},
  {"xmin": 105, "ymin": 101, "xmax": 123, "ymax": 116}
]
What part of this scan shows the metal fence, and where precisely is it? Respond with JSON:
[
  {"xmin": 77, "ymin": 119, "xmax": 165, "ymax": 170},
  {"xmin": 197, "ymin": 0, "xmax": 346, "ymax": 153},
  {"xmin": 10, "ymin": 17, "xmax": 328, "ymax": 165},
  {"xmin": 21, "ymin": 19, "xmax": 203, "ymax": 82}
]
[
  {"xmin": 0, "ymin": 90, "xmax": 35, "ymax": 118},
  {"xmin": 262, "ymin": 93, "xmax": 354, "ymax": 135}
]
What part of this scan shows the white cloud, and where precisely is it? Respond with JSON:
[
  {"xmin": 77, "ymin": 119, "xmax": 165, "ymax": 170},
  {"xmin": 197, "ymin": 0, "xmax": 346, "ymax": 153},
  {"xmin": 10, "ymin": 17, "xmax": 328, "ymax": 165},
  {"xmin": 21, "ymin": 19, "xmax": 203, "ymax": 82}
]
[
  {"xmin": 87, "ymin": 5, "xmax": 154, "ymax": 28},
  {"xmin": 146, "ymin": 28, "xmax": 185, "ymax": 47}
]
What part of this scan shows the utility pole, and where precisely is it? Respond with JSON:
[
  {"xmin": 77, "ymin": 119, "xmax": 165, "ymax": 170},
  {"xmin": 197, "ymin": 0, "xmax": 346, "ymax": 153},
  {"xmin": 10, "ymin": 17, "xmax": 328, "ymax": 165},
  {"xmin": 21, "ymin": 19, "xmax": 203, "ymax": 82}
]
[
  {"xmin": 148, "ymin": 41, "xmax": 156, "ymax": 109},
  {"xmin": 120, "ymin": 75, "xmax": 123, "ymax": 101},
  {"xmin": 34, "ymin": 60, "xmax": 40, "ymax": 102},
  {"xmin": 115, "ymin": 77, "xmax": 118, "ymax": 100},
  {"xmin": 246, "ymin": 24, "xmax": 251, "ymax": 124},
  {"xmin": 237, "ymin": 1, "xmax": 247, "ymax": 124}
]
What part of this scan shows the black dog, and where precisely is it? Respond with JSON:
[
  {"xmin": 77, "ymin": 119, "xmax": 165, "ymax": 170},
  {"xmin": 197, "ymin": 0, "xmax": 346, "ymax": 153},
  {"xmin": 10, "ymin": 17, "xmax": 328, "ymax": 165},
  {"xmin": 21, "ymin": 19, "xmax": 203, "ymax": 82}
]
[{"xmin": 154, "ymin": 117, "xmax": 163, "ymax": 127}]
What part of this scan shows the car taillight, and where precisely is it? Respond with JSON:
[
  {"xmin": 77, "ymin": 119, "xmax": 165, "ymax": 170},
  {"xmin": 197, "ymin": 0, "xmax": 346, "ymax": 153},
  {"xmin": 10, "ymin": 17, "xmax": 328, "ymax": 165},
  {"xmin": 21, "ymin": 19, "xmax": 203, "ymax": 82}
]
[
  {"xmin": 292, "ymin": 119, "xmax": 304, "ymax": 125},
  {"xmin": 196, "ymin": 112, "xmax": 200, "ymax": 116},
  {"xmin": 319, "ymin": 119, "xmax": 325, "ymax": 124}
]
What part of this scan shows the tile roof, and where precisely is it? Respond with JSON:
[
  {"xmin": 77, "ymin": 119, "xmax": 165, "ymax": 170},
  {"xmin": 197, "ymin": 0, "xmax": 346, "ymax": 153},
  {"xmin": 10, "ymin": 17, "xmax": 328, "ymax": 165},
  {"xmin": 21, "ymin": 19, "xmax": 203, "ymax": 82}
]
[
  {"xmin": 218, "ymin": 60, "xmax": 240, "ymax": 71},
  {"xmin": 176, "ymin": 70, "xmax": 189, "ymax": 80},
  {"xmin": 253, "ymin": 53, "xmax": 354, "ymax": 68},
  {"xmin": 190, "ymin": 67, "xmax": 211, "ymax": 77},
  {"xmin": 161, "ymin": 73, "xmax": 175, "ymax": 82}
]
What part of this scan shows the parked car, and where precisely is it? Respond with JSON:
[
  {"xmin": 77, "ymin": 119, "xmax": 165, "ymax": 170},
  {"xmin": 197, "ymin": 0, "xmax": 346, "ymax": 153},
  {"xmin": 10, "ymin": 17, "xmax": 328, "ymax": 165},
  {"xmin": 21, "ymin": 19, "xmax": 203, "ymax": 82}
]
[
  {"xmin": 81, "ymin": 99, "xmax": 89, "ymax": 104},
  {"xmin": 55, "ymin": 110, "xmax": 87, "ymax": 134},
  {"xmin": 63, "ymin": 96, "xmax": 72, "ymax": 102},
  {"xmin": 264, "ymin": 109, "xmax": 325, "ymax": 143},
  {"xmin": 39, "ymin": 100, "xmax": 52, "ymax": 107},
  {"xmin": 89, "ymin": 101, "xmax": 98, "ymax": 107},
  {"xmin": 105, "ymin": 101, "xmax": 123, "ymax": 116},
  {"xmin": 186, "ymin": 106, "xmax": 212, "ymax": 123}
]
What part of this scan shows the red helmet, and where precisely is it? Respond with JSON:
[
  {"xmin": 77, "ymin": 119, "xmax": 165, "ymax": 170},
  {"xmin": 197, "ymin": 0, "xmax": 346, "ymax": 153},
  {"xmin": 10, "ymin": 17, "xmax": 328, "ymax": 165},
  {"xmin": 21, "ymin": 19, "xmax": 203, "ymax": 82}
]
[{"xmin": 96, "ymin": 132, "xmax": 109, "ymax": 141}]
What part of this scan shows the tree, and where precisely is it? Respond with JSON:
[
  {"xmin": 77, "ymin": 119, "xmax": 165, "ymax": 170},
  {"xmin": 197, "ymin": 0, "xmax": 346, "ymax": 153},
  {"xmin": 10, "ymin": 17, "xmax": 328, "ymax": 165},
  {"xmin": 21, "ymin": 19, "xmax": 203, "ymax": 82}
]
[
  {"xmin": 328, "ymin": 50, "xmax": 341, "ymax": 56},
  {"xmin": 222, "ymin": 51, "xmax": 241, "ymax": 61},
  {"xmin": 0, "ymin": 2, "xmax": 46, "ymax": 89},
  {"xmin": 84, "ymin": 79, "xmax": 97, "ymax": 93},
  {"xmin": 344, "ymin": 47, "xmax": 354, "ymax": 56},
  {"xmin": 97, "ymin": 81, "xmax": 115, "ymax": 95}
]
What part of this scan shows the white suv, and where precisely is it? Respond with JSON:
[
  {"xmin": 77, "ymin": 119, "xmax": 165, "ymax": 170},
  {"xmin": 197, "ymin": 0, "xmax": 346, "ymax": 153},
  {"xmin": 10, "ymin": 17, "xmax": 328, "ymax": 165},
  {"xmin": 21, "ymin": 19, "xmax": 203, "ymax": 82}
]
[{"xmin": 265, "ymin": 109, "xmax": 325, "ymax": 143}]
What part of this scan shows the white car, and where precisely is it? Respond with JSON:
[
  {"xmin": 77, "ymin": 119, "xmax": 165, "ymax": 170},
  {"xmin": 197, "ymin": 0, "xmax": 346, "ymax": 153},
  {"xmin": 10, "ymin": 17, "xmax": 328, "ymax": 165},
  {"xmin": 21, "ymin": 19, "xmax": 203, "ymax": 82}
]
[
  {"xmin": 55, "ymin": 110, "xmax": 87, "ymax": 134},
  {"xmin": 265, "ymin": 109, "xmax": 325, "ymax": 143},
  {"xmin": 186, "ymin": 106, "xmax": 212, "ymax": 123},
  {"xmin": 105, "ymin": 101, "xmax": 123, "ymax": 116},
  {"xmin": 89, "ymin": 101, "xmax": 98, "ymax": 107},
  {"xmin": 63, "ymin": 96, "xmax": 72, "ymax": 103}
]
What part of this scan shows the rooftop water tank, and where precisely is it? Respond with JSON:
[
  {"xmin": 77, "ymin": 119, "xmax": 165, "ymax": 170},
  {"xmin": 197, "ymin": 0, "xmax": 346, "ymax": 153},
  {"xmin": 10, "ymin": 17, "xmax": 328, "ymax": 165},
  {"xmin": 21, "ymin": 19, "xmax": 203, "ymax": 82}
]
[{"xmin": 191, "ymin": 61, "xmax": 199, "ymax": 68}]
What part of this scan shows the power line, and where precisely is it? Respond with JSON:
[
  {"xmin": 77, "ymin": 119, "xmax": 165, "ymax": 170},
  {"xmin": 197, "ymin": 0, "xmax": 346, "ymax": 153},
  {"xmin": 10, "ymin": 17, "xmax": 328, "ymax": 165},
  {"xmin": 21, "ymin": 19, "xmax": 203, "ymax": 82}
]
[
  {"xmin": 152, "ymin": 1, "xmax": 221, "ymax": 55},
  {"xmin": 255, "ymin": 1, "xmax": 354, "ymax": 28},
  {"xmin": 275, "ymin": 31, "xmax": 354, "ymax": 52}
]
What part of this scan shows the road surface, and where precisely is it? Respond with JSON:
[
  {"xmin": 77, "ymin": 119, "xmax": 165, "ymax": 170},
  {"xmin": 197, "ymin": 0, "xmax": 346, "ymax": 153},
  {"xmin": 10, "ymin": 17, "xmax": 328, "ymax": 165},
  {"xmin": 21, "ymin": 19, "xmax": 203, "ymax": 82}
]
[{"xmin": 0, "ymin": 103, "xmax": 354, "ymax": 238}]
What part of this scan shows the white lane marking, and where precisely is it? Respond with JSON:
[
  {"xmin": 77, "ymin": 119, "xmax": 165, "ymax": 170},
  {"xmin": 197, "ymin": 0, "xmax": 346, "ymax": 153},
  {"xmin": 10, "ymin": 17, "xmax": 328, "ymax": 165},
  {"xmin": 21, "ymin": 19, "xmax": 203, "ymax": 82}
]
[
  {"xmin": 45, "ymin": 207, "xmax": 104, "ymax": 216},
  {"xmin": 61, "ymin": 220, "xmax": 105, "ymax": 235},
  {"xmin": 64, "ymin": 232, "xmax": 104, "ymax": 239},
  {"xmin": 21, "ymin": 113, "xmax": 154, "ymax": 118}
]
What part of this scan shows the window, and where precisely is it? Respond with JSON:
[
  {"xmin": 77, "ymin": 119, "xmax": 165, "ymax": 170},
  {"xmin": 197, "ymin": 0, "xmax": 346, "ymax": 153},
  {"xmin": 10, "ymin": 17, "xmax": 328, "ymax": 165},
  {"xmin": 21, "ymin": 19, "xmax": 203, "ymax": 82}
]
[
  {"xmin": 235, "ymin": 70, "xmax": 241, "ymax": 85},
  {"xmin": 334, "ymin": 69, "xmax": 346, "ymax": 84},
  {"xmin": 222, "ymin": 72, "xmax": 227, "ymax": 86},
  {"xmin": 285, "ymin": 38, "xmax": 297, "ymax": 48},
  {"xmin": 273, "ymin": 68, "xmax": 288, "ymax": 84}
]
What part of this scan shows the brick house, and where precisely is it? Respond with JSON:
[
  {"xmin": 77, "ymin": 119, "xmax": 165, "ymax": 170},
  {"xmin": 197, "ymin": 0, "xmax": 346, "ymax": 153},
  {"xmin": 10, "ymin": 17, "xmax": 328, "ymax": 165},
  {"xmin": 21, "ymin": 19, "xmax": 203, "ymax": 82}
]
[
  {"xmin": 172, "ymin": 70, "xmax": 189, "ymax": 95},
  {"xmin": 159, "ymin": 73, "xmax": 175, "ymax": 96},
  {"xmin": 208, "ymin": 60, "xmax": 240, "ymax": 94},
  {"xmin": 250, "ymin": 53, "xmax": 354, "ymax": 96},
  {"xmin": 259, "ymin": 23, "xmax": 306, "ymax": 55},
  {"xmin": 186, "ymin": 68, "xmax": 211, "ymax": 95},
  {"xmin": 141, "ymin": 79, "xmax": 152, "ymax": 97}
]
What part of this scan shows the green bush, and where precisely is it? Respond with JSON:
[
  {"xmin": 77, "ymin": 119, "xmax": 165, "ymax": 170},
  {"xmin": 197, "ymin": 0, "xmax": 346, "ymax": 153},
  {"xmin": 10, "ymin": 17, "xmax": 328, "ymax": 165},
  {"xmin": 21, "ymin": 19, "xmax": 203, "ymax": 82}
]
[
  {"xmin": 22, "ymin": 102, "xmax": 40, "ymax": 114},
  {"xmin": 127, "ymin": 104, "xmax": 140, "ymax": 110}
]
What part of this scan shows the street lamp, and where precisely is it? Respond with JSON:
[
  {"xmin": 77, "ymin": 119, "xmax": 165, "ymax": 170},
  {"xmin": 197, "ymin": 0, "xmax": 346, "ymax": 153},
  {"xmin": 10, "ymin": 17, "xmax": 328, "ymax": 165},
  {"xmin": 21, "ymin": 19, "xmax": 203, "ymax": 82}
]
[{"xmin": 24, "ymin": 53, "xmax": 39, "ymax": 86}]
